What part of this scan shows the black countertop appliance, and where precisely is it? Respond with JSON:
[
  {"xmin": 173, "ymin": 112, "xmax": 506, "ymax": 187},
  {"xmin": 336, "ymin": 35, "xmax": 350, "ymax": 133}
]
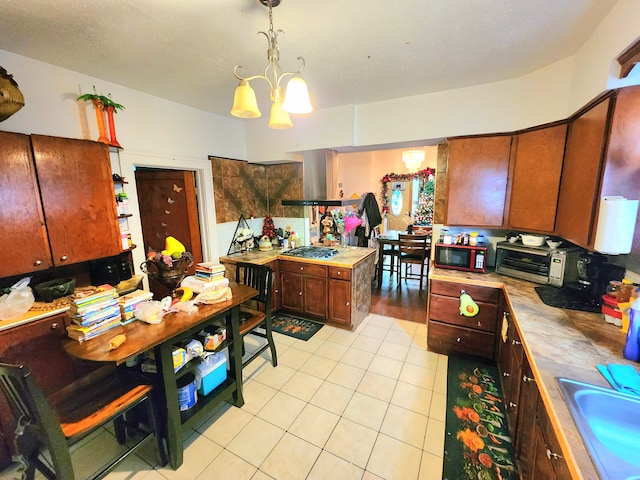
[{"xmin": 566, "ymin": 253, "xmax": 625, "ymax": 307}]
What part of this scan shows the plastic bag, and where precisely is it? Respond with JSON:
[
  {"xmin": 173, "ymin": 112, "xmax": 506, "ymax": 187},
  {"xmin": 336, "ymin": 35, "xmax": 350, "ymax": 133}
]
[
  {"xmin": 134, "ymin": 301, "xmax": 166, "ymax": 324},
  {"xmin": 0, "ymin": 277, "xmax": 35, "ymax": 320}
]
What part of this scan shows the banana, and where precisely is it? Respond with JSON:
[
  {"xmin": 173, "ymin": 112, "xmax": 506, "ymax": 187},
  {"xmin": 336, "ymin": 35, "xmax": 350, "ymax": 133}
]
[{"xmin": 175, "ymin": 286, "xmax": 193, "ymax": 302}]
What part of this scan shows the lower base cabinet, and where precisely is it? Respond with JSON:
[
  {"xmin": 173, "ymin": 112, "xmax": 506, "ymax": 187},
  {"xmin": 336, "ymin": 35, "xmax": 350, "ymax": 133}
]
[
  {"xmin": 328, "ymin": 266, "xmax": 352, "ymax": 326},
  {"xmin": 280, "ymin": 260, "xmax": 328, "ymax": 320}
]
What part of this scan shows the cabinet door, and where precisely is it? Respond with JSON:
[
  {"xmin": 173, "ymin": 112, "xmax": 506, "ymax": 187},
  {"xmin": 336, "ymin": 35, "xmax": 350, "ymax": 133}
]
[
  {"xmin": 446, "ymin": 136, "xmax": 512, "ymax": 227},
  {"xmin": 328, "ymin": 279, "xmax": 351, "ymax": 325},
  {"xmin": 280, "ymin": 271, "xmax": 303, "ymax": 313},
  {"xmin": 267, "ymin": 261, "xmax": 281, "ymax": 312},
  {"xmin": 515, "ymin": 357, "xmax": 538, "ymax": 479},
  {"xmin": 31, "ymin": 135, "xmax": 121, "ymax": 266},
  {"xmin": 303, "ymin": 275, "xmax": 327, "ymax": 319},
  {"xmin": 555, "ymin": 96, "xmax": 611, "ymax": 247},
  {"xmin": 532, "ymin": 399, "xmax": 571, "ymax": 480},
  {"xmin": 0, "ymin": 131, "xmax": 53, "ymax": 277},
  {"xmin": 508, "ymin": 125, "xmax": 567, "ymax": 232}
]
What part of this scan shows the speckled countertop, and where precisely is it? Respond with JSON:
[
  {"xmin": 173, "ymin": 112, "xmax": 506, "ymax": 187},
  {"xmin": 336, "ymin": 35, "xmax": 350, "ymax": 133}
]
[
  {"xmin": 220, "ymin": 246, "xmax": 376, "ymax": 268},
  {"xmin": 430, "ymin": 267, "xmax": 635, "ymax": 480}
]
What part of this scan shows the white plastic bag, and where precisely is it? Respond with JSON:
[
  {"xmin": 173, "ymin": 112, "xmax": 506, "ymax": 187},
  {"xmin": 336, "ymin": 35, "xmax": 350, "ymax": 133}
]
[
  {"xmin": 134, "ymin": 301, "xmax": 166, "ymax": 324},
  {"xmin": 0, "ymin": 277, "xmax": 35, "ymax": 320}
]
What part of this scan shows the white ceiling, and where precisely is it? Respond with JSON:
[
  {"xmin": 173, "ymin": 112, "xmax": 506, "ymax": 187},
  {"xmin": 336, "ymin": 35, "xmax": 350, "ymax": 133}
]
[{"xmin": 0, "ymin": 0, "xmax": 618, "ymax": 120}]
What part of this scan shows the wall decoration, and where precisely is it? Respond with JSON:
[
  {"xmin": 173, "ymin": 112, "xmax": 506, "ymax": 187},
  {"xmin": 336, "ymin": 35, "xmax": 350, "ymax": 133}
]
[
  {"xmin": 0, "ymin": 66, "xmax": 25, "ymax": 122},
  {"xmin": 380, "ymin": 168, "xmax": 435, "ymax": 223},
  {"xmin": 77, "ymin": 86, "xmax": 125, "ymax": 146}
]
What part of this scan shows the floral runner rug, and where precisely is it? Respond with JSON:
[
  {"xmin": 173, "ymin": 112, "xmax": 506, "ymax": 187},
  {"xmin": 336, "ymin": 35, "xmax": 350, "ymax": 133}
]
[
  {"xmin": 271, "ymin": 313, "xmax": 324, "ymax": 341},
  {"xmin": 444, "ymin": 355, "xmax": 519, "ymax": 480}
]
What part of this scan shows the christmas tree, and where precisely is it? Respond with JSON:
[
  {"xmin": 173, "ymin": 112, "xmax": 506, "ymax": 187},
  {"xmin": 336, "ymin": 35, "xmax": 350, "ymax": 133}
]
[
  {"xmin": 414, "ymin": 178, "xmax": 435, "ymax": 225},
  {"xmin": 262, "ymin": 216, "xmax": 276, "ymax": 239}
]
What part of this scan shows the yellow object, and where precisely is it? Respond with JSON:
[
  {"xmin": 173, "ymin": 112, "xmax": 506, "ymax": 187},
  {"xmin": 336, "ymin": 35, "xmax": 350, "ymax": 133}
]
[
  {"xmin": 619, "ymin": 301, "xmax": 632, "ymax": 333},
  {"xmin": 165, "ymin": 236, "xmax": 186, "ymax": 257},
  {"xmin": 175, "ymin": 286, "xmax": 193, "ymax": 302},
  {"xmin": 107, "ymin": 334, "xmax": 127, "ymax": 351},
  {"xmin": 460, "ymin": 291, "xmax": 480, "ymax": 317}
]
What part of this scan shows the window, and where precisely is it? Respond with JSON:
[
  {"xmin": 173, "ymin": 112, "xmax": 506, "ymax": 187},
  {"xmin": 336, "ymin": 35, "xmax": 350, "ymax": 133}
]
[{"xmin": 391, "ymin": 188, "xmax": 403, "ymax": 216}]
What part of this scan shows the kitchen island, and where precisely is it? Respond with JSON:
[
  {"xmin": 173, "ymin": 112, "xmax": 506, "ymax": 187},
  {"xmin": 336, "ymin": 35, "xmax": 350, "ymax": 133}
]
[
  {"xmin": 220, "ymin": 246, "xmax": 376, "ymax": 330},
  {"xmin": 429, "ymin": 267, "xmax": 632, "ymax": 480}
]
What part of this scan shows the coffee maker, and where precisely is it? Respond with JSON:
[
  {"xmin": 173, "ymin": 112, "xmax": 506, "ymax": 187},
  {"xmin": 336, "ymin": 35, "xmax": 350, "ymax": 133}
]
[{"xmin": 567, "ymin": 252, "xmax": 625, "ymax": 307}]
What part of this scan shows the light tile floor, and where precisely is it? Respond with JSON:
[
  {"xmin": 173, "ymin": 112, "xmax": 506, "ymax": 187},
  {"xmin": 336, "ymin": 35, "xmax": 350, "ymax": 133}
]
[{"xmin": 31, "ymin": 313, "xmax": 449, "ymax": 480}]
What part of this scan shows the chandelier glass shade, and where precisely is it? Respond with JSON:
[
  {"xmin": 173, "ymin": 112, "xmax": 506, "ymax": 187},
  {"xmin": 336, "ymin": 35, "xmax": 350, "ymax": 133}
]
[
  {"xmin": 231, "ymin": 0, "xmax": 312, "ymax": 129},
  {"xmin": 402, "ymin": 150, "xmax": 426, "ymax": 172}
]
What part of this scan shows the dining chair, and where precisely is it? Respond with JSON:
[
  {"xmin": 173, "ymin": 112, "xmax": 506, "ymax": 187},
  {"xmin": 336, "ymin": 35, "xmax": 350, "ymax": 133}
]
[
  {"xmin": 398, "ymin": 233, "xmax": 431, "ymax": 290},
  {"xmin": 235, "ymin": 262, "xmax": 277, "ymax": 369},
  {"xmin": 0, "ymin": 362, "xmax": 166, "ymax": 480}
]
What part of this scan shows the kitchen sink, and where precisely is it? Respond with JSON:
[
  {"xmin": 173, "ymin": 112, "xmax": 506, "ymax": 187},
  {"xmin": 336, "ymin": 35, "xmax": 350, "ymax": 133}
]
[{"xmin": 556, "ymin": 377, "xmax": 640, "ymax": 480}]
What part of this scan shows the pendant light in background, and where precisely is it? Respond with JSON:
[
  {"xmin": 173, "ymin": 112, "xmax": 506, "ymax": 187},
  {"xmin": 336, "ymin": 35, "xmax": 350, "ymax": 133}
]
[
  {"xmin": 230, "ymin": 0, "xmax": 312, "ymax": 129},
  {"xmin": 402, "ymin": 149, "xmax": 425, "ymax": 172}
]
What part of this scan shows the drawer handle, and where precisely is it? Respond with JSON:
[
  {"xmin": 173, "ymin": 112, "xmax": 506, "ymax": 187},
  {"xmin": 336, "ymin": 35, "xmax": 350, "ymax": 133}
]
[
  {"xmin": 460, "ymin": 289, "xmax": 466, "ymax": 294},
  {"xmin": 512, "ymin": 340, "xmax": 521, "ymax": 346},
  {"xmin": 299, "ymin": 292, "xmax": 303, "ymax": 296},
  {"xmin": 346, "ymin": 301, "xmax": 350, "ymax": 306},
  {"xmin": 509, "ymin": 402, "xmax": 517, "ymax": 408},
  {"xmin": 546, "ymin": 449, "xmax": 563, "ymax": 461},
  {"xmin": 60, "ymin": 255, "xmax": 68, "ymax": 262},
  {"xmin": 34, "ymin": 260, "xmax": 43, "ymax": 266},
  {"xmin": 456, "ymin": 337, "xmax": 462, "ymax": 343},
  {"xmin": 337, "ymin": 271, "xmax": 341, "ymax": 275},
  {"xmin": 275, "ymin": 289, "xmax": 279, "ymax": 293},
  {"xmin": 477, "ymin": 321, "xmax": 482, "ymax": 327},
  {"xmin": 522, "ymin": 375, "xmax": 536, "ymax": 383},
  {"xmin": 300, "ymin": 266, "xmax": 304, "ymax": 271},
  {"xmin": 51, "ymin": 322, "xmax": 58, "ymax": 330},
  {"xmin": 503, "ymin": 372, "xmax": 510, "ymax": 377}
]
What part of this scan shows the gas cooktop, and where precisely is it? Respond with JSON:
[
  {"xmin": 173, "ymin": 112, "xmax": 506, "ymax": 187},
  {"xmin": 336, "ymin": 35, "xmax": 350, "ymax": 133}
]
[{"xmin": 281, "ymin": 246, "xmax": 339, "ymax": 260}]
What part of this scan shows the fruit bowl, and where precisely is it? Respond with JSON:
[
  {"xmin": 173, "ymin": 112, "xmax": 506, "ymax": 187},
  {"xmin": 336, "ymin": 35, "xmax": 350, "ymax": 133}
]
[{"xmin": 34, "ymin": 277, "xmax": 76, "ymax": 302}]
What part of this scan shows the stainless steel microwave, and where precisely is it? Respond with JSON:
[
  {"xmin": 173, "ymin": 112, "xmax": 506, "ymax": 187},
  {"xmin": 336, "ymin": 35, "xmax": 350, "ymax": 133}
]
[
  {"xmin": 433, "ymin": 243, "xmax": 487, "ymax": 273},
  {"xmin": 495, "ymin": 241, "xmax": 580, "ymax": 286}
]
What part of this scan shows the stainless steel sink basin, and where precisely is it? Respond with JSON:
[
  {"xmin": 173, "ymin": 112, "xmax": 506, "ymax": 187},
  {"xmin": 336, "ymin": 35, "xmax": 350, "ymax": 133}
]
[{"xmin": 557, "ymin": 377, "xmax": 640, "ymax": 480}]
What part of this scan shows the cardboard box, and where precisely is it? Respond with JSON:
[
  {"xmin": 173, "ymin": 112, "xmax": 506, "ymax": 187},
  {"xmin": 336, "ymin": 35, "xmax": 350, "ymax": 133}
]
[{"xmin": 195, "ymin": 354, "xmax": 227, "ymax": 396}]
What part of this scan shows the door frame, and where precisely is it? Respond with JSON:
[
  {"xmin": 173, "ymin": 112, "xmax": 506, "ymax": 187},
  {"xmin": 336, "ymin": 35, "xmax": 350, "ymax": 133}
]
[{"xmin": 119, "ymin": 152, "xmax": 218, "ymax": 289}]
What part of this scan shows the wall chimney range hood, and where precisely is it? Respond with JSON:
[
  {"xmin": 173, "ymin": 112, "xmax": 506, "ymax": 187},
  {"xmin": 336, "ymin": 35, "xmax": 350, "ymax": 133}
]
[{"xmin": 281, "ymin": 198, "xmax": 360, "ymax": 206}]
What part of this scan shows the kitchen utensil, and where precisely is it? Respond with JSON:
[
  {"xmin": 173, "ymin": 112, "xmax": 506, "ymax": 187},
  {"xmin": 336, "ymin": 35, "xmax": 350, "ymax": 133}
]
[
  {"xmin": 34, "ymin": 277, "xmax": 76, "ymax": 302},
  {"xmin": 519, "ymin": 234, "xmax": 548, "ymax": 246}
]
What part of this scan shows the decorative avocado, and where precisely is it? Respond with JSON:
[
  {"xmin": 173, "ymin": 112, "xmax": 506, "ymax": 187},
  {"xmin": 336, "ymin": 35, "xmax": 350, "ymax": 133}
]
[{"xmin": 459, "ymin": 291, "xmax": 479, "ymax": 317}]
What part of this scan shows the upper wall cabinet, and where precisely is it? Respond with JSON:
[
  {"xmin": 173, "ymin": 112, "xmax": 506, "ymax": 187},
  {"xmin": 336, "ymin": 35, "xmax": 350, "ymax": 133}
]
[
  {"xmin": 445, "ymin": 135, "xmax": 512, "ymax": 227},
  {"xmin": 555, "ymin": 95, "xmax": 612, "ymax": 247},
  {"xmin": 0, "ymin": 132, "xmax": 121, "ymax": 278},
  {"xmin": 507, "ymin": 124, "xmax": 568, "ymax": 233}
]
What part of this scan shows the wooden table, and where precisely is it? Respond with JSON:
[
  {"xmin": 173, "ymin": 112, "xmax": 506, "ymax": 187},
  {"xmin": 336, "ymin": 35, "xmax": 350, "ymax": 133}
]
[
  {"xmin": 375, "ymin": 231, "xmax": 431, "ymax": 288},
  {"xmin": 63, "ymin": 283, "xmax": 257, "ymax": 470}
]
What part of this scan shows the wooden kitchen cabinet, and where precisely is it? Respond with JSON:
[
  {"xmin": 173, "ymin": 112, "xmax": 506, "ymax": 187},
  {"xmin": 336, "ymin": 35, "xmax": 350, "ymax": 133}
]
[
  {"xmin": 266, "ymin": 260, "xmax": 281, "ymax": 312},
  {"xmin": 0, "ymin": 132, "xmax": 121, "ymax": 278},
  {"xmin": 427, "ymin": 279, "xmax": 500, "ymax": 359},
  {"xmin": 280, "ymin": 260, "xmax": 328, "ymax": 320},
  {"xmin": 328, "ymin": 266, "xmax": 352, "ymax": 326},
  {"xmin": 555, "ymin": 95, "xmax": 612, "ymax": 247},
  {"xmin": 507, "ymin": 124, "xmax": 567, "ymax": 233},
  {"xmin": 446, "ymin": 135, "xmax": 512, "ymax": 227},
  {"xmin": 530, "ymin": 396, "xmax": 572, "ymax": 480},
  {"xmin": 515, "ymin": 356, "xmax": 538, "ymax": 479},
  {"xmin": 496, "ymin": 308, "xmax": 524, "ymax": 441}
]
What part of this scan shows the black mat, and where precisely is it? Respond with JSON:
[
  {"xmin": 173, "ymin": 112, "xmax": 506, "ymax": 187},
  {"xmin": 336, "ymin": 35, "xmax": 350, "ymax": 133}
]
[
  {"xmin": 272, "ymin": 313, "xmax": 324, "ymax": 341},
  {"xmin": 534, "ymin": 286, "xmax": 601, "ymax": 313},
  {"xmin": 444, "ymin": 355, "xmax": 518, "ymax": 480}
]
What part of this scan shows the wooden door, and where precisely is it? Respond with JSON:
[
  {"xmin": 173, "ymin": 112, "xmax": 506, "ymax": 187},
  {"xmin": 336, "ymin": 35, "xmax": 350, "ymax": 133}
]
[
  {"xmin": 516, "ymin": 358, "xmax": 538, "ymax": 479},
  {"xmin": 508, "ymin": 124, "xmax": 567, "ymax": 232},
  {"xmin": 446, "ymin": 135, "xmax": 512, "ymax": 226},
  {"xmin": 0, "ymin": 131, "xmax": 52, "ymax": 277},
  {"xmin": 387, "ymin": 181, "xmax": 412, "ymax": 231},
  {"xmin": 135, "ymin": 169, "xmax": 203, "ymax": 298},
  {"xmin": 328, "ymin": 279, "xmax": 351, "ymax": 325},
  {"xmin": 303, "ymin": 275, "xmax": 327, "ymax": 319},
  {"xmin": 555, "ymin": 96, "xmax": 612, "ymax": 247},
  {"xmin": 280, "ymin": 271, "xmax": 303, "ymax": 313},
  {"xmin": 31, "ymin": 135, "xmax": 121, "ymax": 266}
]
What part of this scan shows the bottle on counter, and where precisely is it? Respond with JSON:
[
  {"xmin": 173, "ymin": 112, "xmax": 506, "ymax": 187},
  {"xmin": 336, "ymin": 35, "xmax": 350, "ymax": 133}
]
[{"xmin": 623, "ymin": 297, "xmax": 640, "ymax": 361}]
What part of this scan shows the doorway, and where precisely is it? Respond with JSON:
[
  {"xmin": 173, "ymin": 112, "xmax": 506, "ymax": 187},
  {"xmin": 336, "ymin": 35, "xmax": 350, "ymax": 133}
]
[
  {"xmin": 387, "ymin": 181, "xmax": 413, "ymax": 231},
  {"xmin": 135, "ymin": 168, "xmax": 203, "ymax": 298}
]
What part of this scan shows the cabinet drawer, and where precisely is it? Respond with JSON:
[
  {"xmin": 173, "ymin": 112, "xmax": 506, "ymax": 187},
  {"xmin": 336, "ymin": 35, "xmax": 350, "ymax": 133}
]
[
  {"xmin": 429, "ymin": 294, "xmax": 498, "ymax": 333},
  {"xmin": 430, "ymin": 280, "xmax": 500, "ymax": 304},
  {"xmin": 427, "ymin": 320, "xmax": 495, "ymax": 359},
  {"xmin": 329, "ymin": 266, "xmax": 352, "ymax": 280},
  {"xmin": 279, "ymin": 260, "xmax": 327, "ymax": 277}
]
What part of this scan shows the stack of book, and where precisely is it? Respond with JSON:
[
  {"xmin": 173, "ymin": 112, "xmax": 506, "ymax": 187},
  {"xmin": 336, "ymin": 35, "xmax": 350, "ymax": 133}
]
[
  {"xmin": 118, "ymin": 289, "xmax": 154, "ymax": 325},
  {"xmin": 66, "ymin": 285, "xmax": 121, "ymax": 342},
  {"xmin": 195, "ymin": 262, "xmax": 225, "ymax": 281}
]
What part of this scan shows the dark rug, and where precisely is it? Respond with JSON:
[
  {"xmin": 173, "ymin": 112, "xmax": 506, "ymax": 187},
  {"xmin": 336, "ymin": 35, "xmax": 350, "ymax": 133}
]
[
  {"xmin": 444, "ymin": 355, "xmax": 518, "ymax": 480},
  {"xmin": 272, "ymin": 313, "xmax": 324, "ymax": 341}
]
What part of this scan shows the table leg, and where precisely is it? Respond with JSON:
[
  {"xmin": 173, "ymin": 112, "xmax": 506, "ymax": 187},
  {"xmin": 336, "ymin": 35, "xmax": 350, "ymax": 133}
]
[
  {"xmin": 229, "ymin": 307, "xmax": 244, "ymax": 407},
  {"xmin": 157, "ymin": 343, "xmax": 183, "ymax": 470},
  {"xmin": 377, "ymin": 242, "xmax": 384, "ymax": 288}
]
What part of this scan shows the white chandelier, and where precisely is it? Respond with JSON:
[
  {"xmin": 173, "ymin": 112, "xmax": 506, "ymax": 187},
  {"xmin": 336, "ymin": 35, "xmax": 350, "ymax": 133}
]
[
  {"xmin": 230, "ymin": 0, "xmax": 312, "ymax": 129},
  {"xmin": 402, "ymin": 149, "xmax": 425, "ymax": 172}
]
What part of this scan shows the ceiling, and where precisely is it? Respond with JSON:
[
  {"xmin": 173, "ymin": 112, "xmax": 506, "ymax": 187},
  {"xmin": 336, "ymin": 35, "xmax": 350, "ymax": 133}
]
[{"xmin": 0, "ymin": 0, "xmax": 618, "ymax": 121}]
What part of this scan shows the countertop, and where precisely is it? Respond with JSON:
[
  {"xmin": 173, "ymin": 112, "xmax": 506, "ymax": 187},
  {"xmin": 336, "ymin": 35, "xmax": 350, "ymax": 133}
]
[
  {"xmin": 430, "ymin": 267, "xmax": 635, "ymax": 480},
  {"xmin": 220, "ymin": 246, "xmax": 376, "ymax": 268}
]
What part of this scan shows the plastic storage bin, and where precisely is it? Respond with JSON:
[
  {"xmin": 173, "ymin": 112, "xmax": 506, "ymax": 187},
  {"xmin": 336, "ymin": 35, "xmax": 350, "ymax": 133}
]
[{"xmin": 195, "ymin": 353, "xmax": 227, "ymax": 396}]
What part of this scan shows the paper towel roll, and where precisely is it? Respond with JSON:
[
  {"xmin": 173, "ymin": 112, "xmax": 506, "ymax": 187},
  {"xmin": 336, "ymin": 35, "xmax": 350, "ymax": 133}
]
[{"xmin": 594, "ymin": 196, "xmax": 639, "ymax": 254}]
